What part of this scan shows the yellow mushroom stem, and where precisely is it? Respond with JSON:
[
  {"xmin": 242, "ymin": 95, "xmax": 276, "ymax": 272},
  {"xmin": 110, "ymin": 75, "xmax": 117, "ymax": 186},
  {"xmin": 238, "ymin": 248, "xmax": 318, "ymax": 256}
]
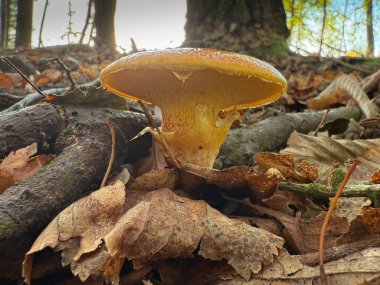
[{"xmin": 152, "ymin": 103, "xmax": 240, "ymax": 168}]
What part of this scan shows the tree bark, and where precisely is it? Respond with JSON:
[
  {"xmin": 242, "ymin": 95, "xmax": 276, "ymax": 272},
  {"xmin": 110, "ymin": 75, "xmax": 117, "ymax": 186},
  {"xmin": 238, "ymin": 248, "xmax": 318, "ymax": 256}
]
[
  {"xmin": 93, "ymin": 0, "xmax": 116, "ymax": 49},
  {"xmin": 0, "ymin": 0, "xmax": 10, "ymax": 48},
  {"xmin": 365, "ymin": 0, "xmax": 374, "ymax": 57},
  {"xmin": 15, "ymin": 0, "xmax": 33, "ymax": 47},
  {"xmin": 183, "ymin": 0, "xmax": 289, "ymax": 58},
  {"xmin": 214, "ymin": 106, "xmax": 361, "ymax": 168}
]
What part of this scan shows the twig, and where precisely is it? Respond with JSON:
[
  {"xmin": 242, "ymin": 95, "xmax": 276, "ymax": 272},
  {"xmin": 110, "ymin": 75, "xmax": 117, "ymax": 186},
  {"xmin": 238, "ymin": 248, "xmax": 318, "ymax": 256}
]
[
  {"xmin": 137, "ymin": 100, "xmax": 181, "ymax": 169},
  {"xmin": 37, "ymin": 57, "xmax": 78, "ymax": 90},
  {"xmin": 1, "ymin": 57, "xmax": 46, "ymax": 99},
  {"xmin": 312, "ymin": 109, "xmax": 330, "ymax": 136},
  {"xmin": 300, "ymin": 235, "xmax": 380, "ymax": 266},
  {"xmin": 319, "ymin": 160, "xmax": 360, "ymax": 285},
  {"xmin": 101, "ymin": 118, "xmax": 116, "ymax": 187},
  {"xmin": 79, "ymin": 0, "xmax": 93, "ymax": 45},
  {"xmin": 38, "ymin": 0, "xmax": 49, "ymax": 48}
]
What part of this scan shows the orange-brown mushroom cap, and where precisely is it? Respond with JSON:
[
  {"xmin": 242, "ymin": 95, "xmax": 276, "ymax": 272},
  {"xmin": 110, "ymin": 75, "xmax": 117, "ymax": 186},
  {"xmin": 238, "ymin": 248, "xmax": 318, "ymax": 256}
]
[
  {"xmin": 100, "ymin": 48, "xmax": 286, "ymax": 110},
  {"xmin": 100, "ymin": 48, "xmax": 287, "ymax": 167}
]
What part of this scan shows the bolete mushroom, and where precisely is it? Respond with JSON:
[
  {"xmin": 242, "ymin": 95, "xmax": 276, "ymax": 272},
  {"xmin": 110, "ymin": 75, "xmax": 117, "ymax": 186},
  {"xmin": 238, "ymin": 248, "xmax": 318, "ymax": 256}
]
[{"xmin": 100, "ymin": 48, "xmax": 287, "ymax": 167}]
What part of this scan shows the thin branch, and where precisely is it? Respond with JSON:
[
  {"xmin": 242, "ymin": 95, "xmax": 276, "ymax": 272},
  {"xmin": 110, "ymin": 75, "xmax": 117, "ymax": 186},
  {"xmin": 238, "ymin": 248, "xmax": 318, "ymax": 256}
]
[
  {"xmin": 137, "ymin": 100, "xmax": 181, "ymax": 169},
  {"xmin": 319, "ymin": 160, "xmax": 360, "ymax": 285},
  {"xmin": 312, "ymin": 109, "xmax": 330, "ymax": 136},
  {"xmin": 1, "ymin": 57, "xmax": 46, "ymax": 99},
  {"xmin": 79, "ymin": 0, "xmax": 93, "ymax": 45},
  {"xmin": 37, "ymin": 57, "xmax": 78, "ymax": 90},
  {"xmin": 101, "ymin": 118, "xmax": 116, "ymax": 187},
  {"xmin": 38, "ymin": 0, "xmax": 49, "ymax": 48}
]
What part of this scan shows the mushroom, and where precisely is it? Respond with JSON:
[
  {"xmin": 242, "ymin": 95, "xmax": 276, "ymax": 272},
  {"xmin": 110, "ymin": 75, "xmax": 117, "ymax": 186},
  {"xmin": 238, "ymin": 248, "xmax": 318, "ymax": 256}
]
[{"xmin": 100, "ymin": 48, "xmax": 287, "ymax": 168}]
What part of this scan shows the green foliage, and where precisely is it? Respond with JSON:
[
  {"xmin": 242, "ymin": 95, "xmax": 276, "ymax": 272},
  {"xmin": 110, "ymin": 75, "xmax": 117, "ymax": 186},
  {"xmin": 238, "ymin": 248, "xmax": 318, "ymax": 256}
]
[{"xmin": 283, "ymin": 0, "xmax": 378, "ymax": 57}]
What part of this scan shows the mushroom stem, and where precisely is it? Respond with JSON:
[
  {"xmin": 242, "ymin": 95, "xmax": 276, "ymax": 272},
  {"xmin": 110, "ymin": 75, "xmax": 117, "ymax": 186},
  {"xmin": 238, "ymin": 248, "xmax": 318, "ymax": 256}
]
[{"xmin": 154, "ymin": 103, "xmax": 240, "ymax": 167}]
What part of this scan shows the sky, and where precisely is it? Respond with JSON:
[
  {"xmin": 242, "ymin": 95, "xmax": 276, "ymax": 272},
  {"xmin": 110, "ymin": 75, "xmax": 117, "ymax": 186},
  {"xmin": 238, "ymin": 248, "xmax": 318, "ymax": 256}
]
[
  {"xmin": 32, "ymin": 0, "xmax": 187, "ymax": 51},
  {"xmin": 31, "ymin": 0, "xmax": 379, "ymax": 56}
]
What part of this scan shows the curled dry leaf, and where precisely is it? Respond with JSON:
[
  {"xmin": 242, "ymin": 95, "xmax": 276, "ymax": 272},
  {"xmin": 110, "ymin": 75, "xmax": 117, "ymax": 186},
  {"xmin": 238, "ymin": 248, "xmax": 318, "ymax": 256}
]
[
  {"xmin": 282, "ymin": 132, "xmax": 380, "ymax": 184},
  {"xmin": 23, "ymin": 181, "xmax": 126, "ymax": 284},
  {"xmin": 105, "ymin": 188, "xmax": 284, "ymax": 281},
  {"xmin": 0, "ymin": 143, "xmax": 54, "ymax": 194}
]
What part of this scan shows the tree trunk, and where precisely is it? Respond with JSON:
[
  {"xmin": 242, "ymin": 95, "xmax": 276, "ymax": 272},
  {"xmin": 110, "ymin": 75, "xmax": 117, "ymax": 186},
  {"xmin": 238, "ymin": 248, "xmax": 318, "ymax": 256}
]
[
  {"xmin": 0, "ymin": 0, "xmax": 10, "ymax": 48},
  {"xmin": 93, "ymin": 0, "xmax": 116, "ymax": 49},
  {"xmin": 183, "ymin": 0, "xmax": 290, "ymax": 58},
  {"xmin": 15, "ymin": 0, "xmax": 33, "ymax": 47},
  {"xmin": 365, "ymin": 0, "xmax": 374, "ymax": 57}
]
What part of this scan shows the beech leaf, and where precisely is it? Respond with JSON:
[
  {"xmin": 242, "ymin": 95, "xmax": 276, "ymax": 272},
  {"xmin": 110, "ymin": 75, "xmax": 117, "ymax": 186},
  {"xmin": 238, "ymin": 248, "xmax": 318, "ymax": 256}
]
[
  {"xmin": 281, "ymin": 132, "xmax": 380, "ymax": 183},
  {"xmin": 0, "ymin": 143, "xmax": 54, "ymax": 194},
  {"xmin": 104, "ymin": 188, "xmax": 284, "ymax": 280}
]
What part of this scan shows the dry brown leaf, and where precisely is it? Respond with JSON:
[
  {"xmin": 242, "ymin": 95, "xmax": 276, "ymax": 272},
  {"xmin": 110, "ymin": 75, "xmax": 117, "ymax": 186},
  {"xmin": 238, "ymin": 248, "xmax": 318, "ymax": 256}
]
[
  {"xmin": 282, "ymin": 132, "xmax": 380, "ymax": 184},
  {"xmin": 104, "ymin": 188, "xmax": 284, "ymax": 280},
  {"xmin": 247, "ymin": 202, "xmax": 349, "ymax": 254},
  {"xmin": 214, "ymin": 248, "xmax": 380, "ymax": 284},
  {"xmin": 0, "ymin": 72, "xmax": 13, "ymax": 88},
  {"xmin": 23, "ymin": 181, "xmax": 126, "ymax": 284},
  {"xmin": 42, "ymin": 68, "xmax": 62, "ymax": 83},
  {"xmin": 333, "ymin": 197, "xmax": 371, "ymax": 223},
  {"xmin": 158, "ymin": 257, "xmax": 236, "ymax": 285},
  {"xmin": 0, "ymin": 143, "xmax": 54, "ymax": 194},
  {"xmin": 127, "ymin": 168, "xmax": 177, "ymax": 191},
  {"xmin": 359, "ymin": 207, "xmax": 380, "ymax": 234},
  {"xmin": 336, "ymin": 74, "xmax": 380, "ymax": 118},
  {"xmin": 254, "ymin": 152, "xmax": 312, "ymax": 182},
  {"xmin": 182, "ymin": 164, "xmax": 283, "ymax": 199},
  {"xmin": 158, "ymin": 249, "xmax": 302, "ymax": 285}
]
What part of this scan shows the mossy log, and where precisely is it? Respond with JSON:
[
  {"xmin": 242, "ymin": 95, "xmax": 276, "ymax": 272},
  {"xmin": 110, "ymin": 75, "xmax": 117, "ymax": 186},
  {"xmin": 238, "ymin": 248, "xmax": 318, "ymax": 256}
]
[
  {"xmin": 0, "ymin": 103, "xmax": 151, "ymax": 280},
  {"xmin": 215, "ymin": 106, "xmax": 362, "ymax": 168}
]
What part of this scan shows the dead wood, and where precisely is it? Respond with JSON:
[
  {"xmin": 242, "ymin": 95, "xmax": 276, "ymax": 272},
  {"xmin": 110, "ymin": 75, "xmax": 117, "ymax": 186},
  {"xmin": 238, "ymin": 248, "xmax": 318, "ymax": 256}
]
[
  {"xmin": 0, "ymin": 103, "xmax": 151, "ymax": 278},
  {"xmin": 215, "ymin": 106, "xmax": 361, "ymax": 168},
  {"xmin": 298, "ymin": 235, "xmax": 380, "ymax": 266}
]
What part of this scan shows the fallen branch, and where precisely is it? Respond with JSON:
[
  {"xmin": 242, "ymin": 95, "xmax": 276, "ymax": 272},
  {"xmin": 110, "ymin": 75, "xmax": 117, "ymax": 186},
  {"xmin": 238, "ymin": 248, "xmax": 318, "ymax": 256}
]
[
  {"xmin": 215, "ymin": 106, "xmax": 361, "ymax": 168},
  {"xmin": 278, "ymin": 181, "xmax": 380, "ymax": 206},
  {"xmin": 0, "ymin": 103, "xmax": 151, "ymax": 260}
]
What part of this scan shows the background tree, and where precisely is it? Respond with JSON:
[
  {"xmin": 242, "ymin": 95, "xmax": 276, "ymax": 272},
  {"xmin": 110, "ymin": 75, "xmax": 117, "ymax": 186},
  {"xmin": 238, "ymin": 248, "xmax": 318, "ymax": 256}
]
[
  {"xmin": 183, "ymin": 0, "xmax": 289, "ymax": 58},
  {"xmin": 365, "ymin": 0, "xmax": 374, "ymax": 57},
  {"xmin": 15, "ymin": 0, "xmax": 33, "ymax": 47},
  {"xmin": 94, "ymin": 0, "xmax": 116, "ymax": 49}
]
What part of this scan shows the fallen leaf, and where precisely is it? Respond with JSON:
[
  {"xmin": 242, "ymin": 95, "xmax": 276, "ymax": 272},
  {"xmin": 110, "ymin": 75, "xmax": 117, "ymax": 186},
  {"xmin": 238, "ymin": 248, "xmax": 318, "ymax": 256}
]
[
  {"xmin": 214, "ymin": 247, "xmax": 380, "ymax": 284},
  {"xmin": 23, "ymin": 181, "xmax": 127, "ymax": 284},
  {"xmin": 0, "ymin": 72, "xmax": 13, "ymax": 88},
  {"xmin": 0, "ymin": 143, "xmax": 54, "ymax": 194},
  {"xmin": 104, "ymin": 189, "xmax": 284, "ymax": 280},
  {"xmin": 282, "ymin": 132, "xmax": 380, "ymax": 183}
]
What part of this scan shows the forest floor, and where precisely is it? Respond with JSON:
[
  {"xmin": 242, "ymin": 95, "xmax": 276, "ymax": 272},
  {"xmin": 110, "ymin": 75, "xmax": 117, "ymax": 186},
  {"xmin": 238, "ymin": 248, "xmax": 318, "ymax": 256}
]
[{"xmin": 1, "ymin": 45, "xmax": 380, "ymax": 285}]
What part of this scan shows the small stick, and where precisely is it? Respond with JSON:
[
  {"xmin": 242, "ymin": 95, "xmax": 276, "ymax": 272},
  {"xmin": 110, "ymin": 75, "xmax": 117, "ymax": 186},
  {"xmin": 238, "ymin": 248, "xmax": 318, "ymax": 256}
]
[
  {"xmin": 101, "ymin": 118, "xmax": 116, "ymax": 187},
  {"xmin": 37, "ymin": 57, "xmax": 78, "ymax": 90},
  {"xmin": 319, "ymin": 160, "xmax": 360, "ymax": 285},
  {"xmin": 1, "ymin": 57, "xmax": 46, "ymax": 99},
  {"xmin": 312, "ymin": 109, "xmax": 330, "ymax": 136},
  {"xmin": 137, "ymin": 100, "xmax": 181, "ymax": 169}
]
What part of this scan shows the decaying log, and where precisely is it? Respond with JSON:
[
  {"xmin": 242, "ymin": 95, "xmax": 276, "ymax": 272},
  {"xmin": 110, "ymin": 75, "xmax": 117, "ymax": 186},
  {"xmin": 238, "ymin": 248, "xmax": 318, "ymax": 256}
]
[
  {"xmin": 0, "ymin": 103, "xmax": 151, "ymax": 261},
  {"xmin": 215, "ymin": 106, "xmax": 361, "ymax": 168}
]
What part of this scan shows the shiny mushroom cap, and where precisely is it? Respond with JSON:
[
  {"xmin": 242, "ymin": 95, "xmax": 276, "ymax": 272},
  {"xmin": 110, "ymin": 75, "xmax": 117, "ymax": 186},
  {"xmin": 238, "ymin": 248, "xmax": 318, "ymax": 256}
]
[{"xmin": 100, "ymin": 48, "xmax": 287, "ymax": 167}]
